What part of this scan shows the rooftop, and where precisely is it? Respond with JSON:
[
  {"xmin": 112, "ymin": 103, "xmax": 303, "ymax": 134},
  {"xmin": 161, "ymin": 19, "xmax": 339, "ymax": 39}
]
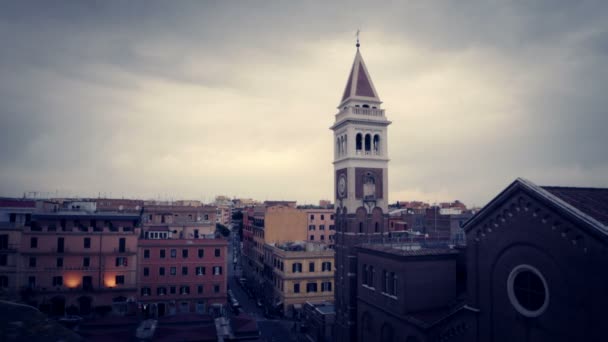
[
  {"xmin": 272, "ymin": 241, "xmax": 332, "ymax": 252},
  {"xmin": 542, "ymin": 186, "xmax": 608, "ymax": 226},
  {"xmin": 359, "ymin": 243, "xmax": 460, "ymax": 257}
]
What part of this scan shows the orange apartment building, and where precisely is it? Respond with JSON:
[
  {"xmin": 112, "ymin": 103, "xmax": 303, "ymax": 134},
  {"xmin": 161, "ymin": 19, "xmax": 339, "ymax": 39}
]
[
  {"xmin": 19, "ymin": 210, "xmax": 141, "ymax": 316},
  {"xmin": 304, "ymin": 208, "xmax": 336, "ymax": 246},
  {"xmin": 242, "ymin": 204, "xmax": 307, "ymax": 297}
]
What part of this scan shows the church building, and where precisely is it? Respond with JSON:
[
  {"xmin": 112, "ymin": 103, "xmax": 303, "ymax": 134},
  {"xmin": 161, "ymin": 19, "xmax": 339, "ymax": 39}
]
[{"xmin": 331, "ymin": 40, "xmax": 608, "ymax": 342}]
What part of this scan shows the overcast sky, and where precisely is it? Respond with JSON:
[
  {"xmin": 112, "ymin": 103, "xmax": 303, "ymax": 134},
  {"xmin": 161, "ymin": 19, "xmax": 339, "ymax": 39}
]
[{"xmin": 1, "ymin": 1, "xmax": 607, "ymax": 207}]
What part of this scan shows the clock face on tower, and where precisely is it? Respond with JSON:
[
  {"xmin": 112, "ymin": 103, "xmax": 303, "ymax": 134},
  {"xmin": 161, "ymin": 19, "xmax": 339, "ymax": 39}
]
[{"xmin": 338, "ymin": 174, "xmax": 347, "ymax": 198}]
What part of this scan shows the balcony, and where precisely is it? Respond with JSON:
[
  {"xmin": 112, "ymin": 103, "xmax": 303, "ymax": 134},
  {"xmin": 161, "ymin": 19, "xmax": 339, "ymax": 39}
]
[
  {"xmin": 335, "ymin": 106, "xmax": 385, "ymax": 123},
  {"xmin": 0, "ymin": 244, "xmax": 19, "ymax": 253}
]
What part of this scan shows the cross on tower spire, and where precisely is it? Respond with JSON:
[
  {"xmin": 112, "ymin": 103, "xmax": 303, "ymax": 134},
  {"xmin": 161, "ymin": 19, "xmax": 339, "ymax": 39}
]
[{"xmin": 356, "ymin": 29, "xmax": 360, "ymax": 49}]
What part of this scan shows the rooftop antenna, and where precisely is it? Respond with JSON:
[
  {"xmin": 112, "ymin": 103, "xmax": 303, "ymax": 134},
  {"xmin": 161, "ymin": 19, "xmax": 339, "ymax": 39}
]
[{"xmin": 356, "ymin": 29, "xmax": 360, "ymax": 49}]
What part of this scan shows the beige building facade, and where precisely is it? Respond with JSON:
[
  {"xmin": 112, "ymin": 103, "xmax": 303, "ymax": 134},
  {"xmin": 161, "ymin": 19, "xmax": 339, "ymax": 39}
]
[{"xmin": 262, "ymin": 242, "xmax": 334, "ymax": 316}]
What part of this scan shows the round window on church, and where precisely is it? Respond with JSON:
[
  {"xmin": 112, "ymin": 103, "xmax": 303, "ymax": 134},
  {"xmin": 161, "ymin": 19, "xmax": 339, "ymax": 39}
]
[{"xmin": 507, "ymin": 265, "xmax": 549, "ymax": 317}]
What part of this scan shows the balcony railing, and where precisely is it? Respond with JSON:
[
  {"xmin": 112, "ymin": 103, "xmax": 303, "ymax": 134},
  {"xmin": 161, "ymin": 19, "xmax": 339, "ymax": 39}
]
[{"xmin": 335, "ymin": 107, "xmax": 385, "ymax": 122}]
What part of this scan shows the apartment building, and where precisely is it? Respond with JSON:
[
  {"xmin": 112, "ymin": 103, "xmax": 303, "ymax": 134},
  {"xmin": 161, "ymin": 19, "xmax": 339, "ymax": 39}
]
[
  {"xmin": 262, "ymin": 242, "xmax": 334, "ymax": 317},
  {"xmin": 19, "ymin": 210, "xmax": 141, "ymax": 316},
  {"xmin": 137, "ymin": 238, "xmax": 227, "ymax": 317},
  {"xmin": 138, "ymin": 204, "xmax": 227, "ymax": 317},
  {"xmin": 242, "ymin": 204, "xmax": 307, "ymax": 300},
  {"xmin": 304, "ymin": 209, "xmax": 335, "ymax": 246},
  {"xmin": 0, "ymin": 199, "xmax": 37, "ymax": 299}
]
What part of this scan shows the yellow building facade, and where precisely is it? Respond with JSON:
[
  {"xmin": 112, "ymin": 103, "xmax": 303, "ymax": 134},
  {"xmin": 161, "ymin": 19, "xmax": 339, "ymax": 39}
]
[{"xmin": 262, "ymin": 242, "xmax": 334, "ymax": 316}]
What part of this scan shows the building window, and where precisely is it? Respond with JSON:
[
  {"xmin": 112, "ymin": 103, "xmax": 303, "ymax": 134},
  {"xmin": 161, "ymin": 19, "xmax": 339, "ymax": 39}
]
[
  {"xmin": 320, "ymin": 235, "xmax": 325, "ymax": 241},
  {"xmin": 294, "ymin": 283, "xmax": 300, "ymax": 293},
  {"xmin": 309, "ymin": 262, "xmax": 315, "ymax": 272},
  {"xmin": 321, "ymin": 215, "xmax": 325, "ymax": 220},
  {"xmin": 330, "ymin": 215, "xmax": 335, "ymax": 220},
  {"xmin": 359, "ymin": 222, "xmax": 363, "ymax": 233},
  {"xmin": 320, "ymin": 225, "xmax": 325, "ymax": 230},
  {"xmin": 310, "ymin": 215, "xmax": 314, "ymax": 220},
  {"xmin": 390, "ymin": 272, "xmax": 397, "ymax": 296},
  {"xmin": 170, "ymin": 286, "xmax": 176, "ymax": 294},
  {"xmin": 309, "ymin": 225, "xmax": 315, "ymax": 231},
  {"xmin": 329, "ymin": 225, "xmax": 335, "ymax": 230},
  {"xmin": 29, "ymin": 257, "xmax": 36, "ymax": 268},
  {"xmin": 310, "ymin": 236, "xmax": 314, "ymax": 241},
  {"xmin": 507, "ymin": 265, "xmax": 549, "ymax": 317},
  {"xmin": 383, "ymin": 270, "xmax": 389, "ymax": 292},
  {"xmin": 141, "ymin": 287, "xmax": 151, "ymax": 296},
  {"xmin": 118, "ymin": 238, "xmax": 125, "ymax": 253},
  {"xmin": 115, "ymin": 257, "xmax": 128, "ymax": 267},
  {"xmin": 0, "ymin": 254, "xmax": 6, "ymax": 266},
  {"xmin": 182, "ymin": 267, "xmax": 188, "ymax": 275},
  {"xmin": 292, "ymin": 263, "xmax": 302, "ymax": 273},
  {"xmin": 30, "ymin": 237, "xmax": 38, "ymax": 248},
  {"xmin": 180, "ymin": 285, "xmax": 190, "ymax": 295},
  {"xmin": 214, "ymin": 248, "xmax": 221, "ymax": 257},
  {"xmin": 115, "ymin": 275, "xmax": 125, "ymax": 285},
  {"xmin": 159, "ymin": 267, "xmax": 165, "ymax": 276},
  {"xmin": 306, "ymin": 282, "xmax": 318, "ymax": 293},
  {"xmin": 170, "ymin": 249, "xmax": 177, "ymax": 258},
  {"xmin": 84, "ymin": 237, "xmax": 91, "ymax": 249},
  {"xmin": 213, "ymin": 266, "xmax": 222, "ymax": 275},
  {"xmin": 52, "ymin": 276, "xmax": 63, "ymax": 287},
  {"xmin": 83, "ymin": 257, "xmax": 90, "ymax": 267},
  {"xmin": 1, "ymin": 276, "xmax": 9, "ymax": 288},
  {"xmin": 144, "ymin": 267, "xmax": 149, "ymax": 276},
  {"xmin": 170, "ymin": 267, "xmax": 177, "ymax": 276},
  {"xmin": 144, "ymin": 249, "xmax": 150, "ymax": 259},
  {"xmin": 182, "ymin": 249, "xmax": 188, "ymax": 258},
  {"xmin": 214, "ymin": 284, "xmax": 220, "ymax": 293},
  {"xmin": 157, "ymin": 287, "xmax": 167, "ymax": 296},
  {"xmin": 321, "ymin": 281, "xmax": 332, "ymax": 292},
  {"xmin": 198, "ymin": 249, "xmax": 204, "ymax": 258},
  {"xmin": 56, "ymin": 257, "xmax": 63, "ymax": 268},
  {"xmin": 160, "ymin": 249, "xmax": 166, "ymax": 258},
  {"xmin": 322, "ymin": 262, "xmax": 332, "ymax": 271},
  {"xmin": 198, "ymin": 285, "xmax": 203, "ymax": 294},
  {"xmin": 196, "ymin": 266, "xmax": 206, "ymax": 275}
]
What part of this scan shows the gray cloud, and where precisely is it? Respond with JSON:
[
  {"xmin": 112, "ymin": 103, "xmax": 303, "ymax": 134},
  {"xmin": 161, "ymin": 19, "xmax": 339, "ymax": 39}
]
[{"xmin": 0, "ymin": 1, "xmax": 607, "ymax": 205}]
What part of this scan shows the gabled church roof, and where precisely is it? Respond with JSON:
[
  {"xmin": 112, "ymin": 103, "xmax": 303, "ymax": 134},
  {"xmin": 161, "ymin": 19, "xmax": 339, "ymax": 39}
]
[
  {"xmin": 462, "ymin": 178, "xmax": 608, "ymax": 240},
  {"xmin": 340, "ymin": 48, "xmax": 381, "ymax": 105}
]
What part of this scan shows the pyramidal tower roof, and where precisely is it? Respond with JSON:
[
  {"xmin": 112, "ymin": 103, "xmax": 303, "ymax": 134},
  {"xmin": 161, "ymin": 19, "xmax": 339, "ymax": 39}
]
[{"xmin": 339, "ymin": 46, "xmax": 381, "ymax": 107}]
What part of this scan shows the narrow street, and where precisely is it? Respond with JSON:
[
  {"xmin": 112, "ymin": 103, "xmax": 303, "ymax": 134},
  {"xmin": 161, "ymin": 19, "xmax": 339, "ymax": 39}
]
[{"xmin": 227, "ymin": 230, "xmax": 298, "ymax": 342}]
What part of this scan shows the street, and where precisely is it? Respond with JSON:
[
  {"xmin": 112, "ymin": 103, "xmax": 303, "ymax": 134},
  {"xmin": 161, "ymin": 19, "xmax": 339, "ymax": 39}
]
[{"xmin": 227, "ymin": 229, "xmax": 298, "ymax": 342}]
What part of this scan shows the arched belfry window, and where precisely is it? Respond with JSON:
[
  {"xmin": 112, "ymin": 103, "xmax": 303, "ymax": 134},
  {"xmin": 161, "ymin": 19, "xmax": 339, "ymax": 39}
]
[
  {"xmin": 365, "ymin": 134, "xmax": 371, "ymax": 154},
  {"xmin": 373, "ymin": 135, "xmax": 380, "ymax": 155},
  {"xmin": 343, "ymin": 135, "xmax": 347, "ymax": 155},
  {"xmin": 337, "ymin": 138, "xmax": 341, "ymax": 155},
  {"xmin": 356, "ymin": 133, "xmax": 362, "ymax": 154}
]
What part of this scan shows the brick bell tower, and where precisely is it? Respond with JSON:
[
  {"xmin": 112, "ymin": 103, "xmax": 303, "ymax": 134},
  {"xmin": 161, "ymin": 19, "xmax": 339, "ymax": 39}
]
[{"xmin": 331, "ymin": 37, "xmax": 391, "ymax": 342}]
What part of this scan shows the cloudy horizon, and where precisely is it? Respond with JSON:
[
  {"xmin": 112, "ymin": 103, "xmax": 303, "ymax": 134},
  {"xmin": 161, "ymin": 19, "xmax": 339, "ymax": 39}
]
[{"xmin": 1, "ymin": 1, "xmax": 607, "ymax": 207}]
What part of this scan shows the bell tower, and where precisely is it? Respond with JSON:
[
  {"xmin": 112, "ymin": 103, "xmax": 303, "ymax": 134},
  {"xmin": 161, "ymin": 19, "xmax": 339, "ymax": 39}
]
[{"xmin": 332, "ymin": 39, "xmax": 391, "ymax": 342}]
